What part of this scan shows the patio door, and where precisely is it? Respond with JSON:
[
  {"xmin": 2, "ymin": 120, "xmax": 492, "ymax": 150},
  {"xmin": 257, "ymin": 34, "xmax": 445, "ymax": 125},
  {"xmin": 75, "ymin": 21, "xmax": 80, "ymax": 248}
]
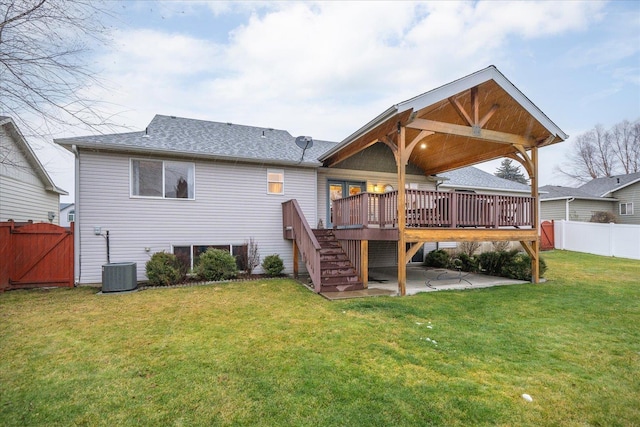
[
  {"xmin": 327, "ymin": 180, "xmax": 365, "ymax": 227},
  {"xmin": 406, "ymin": 242, "xmax": 425, "ymax": 263}
]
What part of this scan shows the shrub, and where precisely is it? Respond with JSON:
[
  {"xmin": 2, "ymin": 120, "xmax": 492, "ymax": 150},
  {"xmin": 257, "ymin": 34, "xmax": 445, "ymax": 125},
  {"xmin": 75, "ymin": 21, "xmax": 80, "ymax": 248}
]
[
  {"xmin": 424, "ymin": 249, "xmax": 450, "ymax": 268},
  {"xmin": 459, "ymin": 241, "xmax": 481, "ymax": 257},
  {"xmin": 590, "ymin": 211, "xmax": 616, "ymax": 223},
  {"xmin": 195, "ymin": 248, "xmax": 238, "ymax": 281},
  {"xmin": 477, "ymin": 249, "xmax": 519, "ymax": 276},
  {"xmin": 456, "ymin": 253, "xmax": 480, "ymax": 273},
  {"xmin": 262, "ymin": 254, "xmax": 285, "ymax": 277},
  {"xmin": 146, "ymin": 251, "xmax": 183, "ymax": 286},
  {"xmin": 501, "ymin": 252, "xmax": 548, "ymax": 281}
]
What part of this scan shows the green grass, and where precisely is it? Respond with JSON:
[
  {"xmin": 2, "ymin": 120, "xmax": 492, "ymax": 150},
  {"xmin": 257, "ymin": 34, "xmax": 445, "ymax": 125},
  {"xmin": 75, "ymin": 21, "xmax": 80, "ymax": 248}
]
[{"xmin": 1, "ymin": 250, "xmax": 638, "ymax": 426}]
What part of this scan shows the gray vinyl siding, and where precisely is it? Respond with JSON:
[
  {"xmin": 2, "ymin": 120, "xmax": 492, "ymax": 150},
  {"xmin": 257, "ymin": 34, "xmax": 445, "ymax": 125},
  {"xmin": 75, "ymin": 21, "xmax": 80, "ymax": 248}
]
[
  {"xmin": 0, "ymin": 128, "xmax": 59, "ymax": 224},
  {"xmin": 613, "ymin": 183, "xmax": 640, "ymax": 224},
  {"xmin": 316, "ymin": 168, "xmax": 435, "ymax": 226},
  {"xmin": 567, "ymin": 199, "xmax": 615, "ymax": 222},
  {"xmin": 76, "ymin": 150, "xmax": 317, "ymax": 284},
  {"xmin": 540, "ymin": 200, "xmax": 568, "ymax": 221}
]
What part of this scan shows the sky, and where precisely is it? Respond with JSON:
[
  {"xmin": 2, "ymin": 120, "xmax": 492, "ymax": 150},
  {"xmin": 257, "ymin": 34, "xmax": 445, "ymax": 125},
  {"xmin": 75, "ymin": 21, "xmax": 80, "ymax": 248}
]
[{"xmin": 28, "ymin": 0, "xmax": 640, "ymax": 203}]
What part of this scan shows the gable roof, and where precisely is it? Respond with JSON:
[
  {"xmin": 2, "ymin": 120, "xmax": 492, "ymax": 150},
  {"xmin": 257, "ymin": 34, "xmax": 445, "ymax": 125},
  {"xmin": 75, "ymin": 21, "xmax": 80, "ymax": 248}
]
[
  {"xmin": 539, "ymin": 185, "xmax": 615, "ymax": 201},
  {"xmin": 56, "ymin": 115, "xmax": 338, "ymax": 168},
  {"xmin": 60, "ymin": 203, "xmax": 75, "ymax": 211},
  {"xmin": 0, "ymin": 116, "xmax": 67, "ymax": 195},
  {"xmin": 319, "ymin": 65, "xmax": 568, "ymax": 175},
  {"xmin": 440, "ymin": 166, "xmax": 531, "ymax": 193},
  {"xmin": 577, "ymin": 172, "xmax": 640, "ymax": 197}
]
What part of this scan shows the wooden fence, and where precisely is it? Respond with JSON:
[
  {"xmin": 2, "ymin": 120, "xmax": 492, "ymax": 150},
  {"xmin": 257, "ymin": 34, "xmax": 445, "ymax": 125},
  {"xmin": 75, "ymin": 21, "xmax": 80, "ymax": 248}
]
[{"xmin": 0, "ymin": 221, "xmax": 74, "ymax": 291}]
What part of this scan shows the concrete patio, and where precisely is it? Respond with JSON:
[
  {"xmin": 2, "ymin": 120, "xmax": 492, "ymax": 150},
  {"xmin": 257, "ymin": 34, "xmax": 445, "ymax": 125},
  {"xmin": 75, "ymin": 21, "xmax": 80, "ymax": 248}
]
[{"xmin": 321, "ymin": 264, "xmax": 529, "ymax": 300}]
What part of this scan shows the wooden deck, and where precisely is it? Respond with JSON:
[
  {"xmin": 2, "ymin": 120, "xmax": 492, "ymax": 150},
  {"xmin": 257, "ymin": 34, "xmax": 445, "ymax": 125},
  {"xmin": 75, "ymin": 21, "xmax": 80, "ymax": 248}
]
[{"xmin": 331, "ymin": 189, "xmax": 533, "ymax": 238}]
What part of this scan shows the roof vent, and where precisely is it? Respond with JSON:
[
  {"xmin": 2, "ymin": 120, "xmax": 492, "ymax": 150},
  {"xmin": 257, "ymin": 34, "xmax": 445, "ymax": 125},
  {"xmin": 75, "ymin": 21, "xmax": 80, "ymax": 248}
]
[
  {"xmin": 261, "ymin": 130, "xmax": 266, "ymax": 138},
  {"xmin": 142, "ymin": 127, "xmax": 150, "ymax": 138},
  {"xmin": 617, "ymin": 178, "xmax": 620, "ymax": 184},
  {"xmin": 227, "ymin": 122, "xmax": 232, "ymax": 126}
]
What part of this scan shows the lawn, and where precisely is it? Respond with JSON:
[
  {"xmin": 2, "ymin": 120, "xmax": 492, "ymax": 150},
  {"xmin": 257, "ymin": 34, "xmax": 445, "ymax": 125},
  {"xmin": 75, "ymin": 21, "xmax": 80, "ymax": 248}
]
[{"xmin": 1, "ymin": 250, "xmax": 638, "ymax": 426}]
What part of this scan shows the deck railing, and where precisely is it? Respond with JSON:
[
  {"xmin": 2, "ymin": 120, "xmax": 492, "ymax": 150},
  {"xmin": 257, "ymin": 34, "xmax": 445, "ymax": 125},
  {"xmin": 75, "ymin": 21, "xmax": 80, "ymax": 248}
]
[
  {"xmin": 332, "ymin": 190, "xmax": 533, "ymax": 229},
  {"xmin": 282, "ymin": 199, "xmax": 322, "ymax": 292}
]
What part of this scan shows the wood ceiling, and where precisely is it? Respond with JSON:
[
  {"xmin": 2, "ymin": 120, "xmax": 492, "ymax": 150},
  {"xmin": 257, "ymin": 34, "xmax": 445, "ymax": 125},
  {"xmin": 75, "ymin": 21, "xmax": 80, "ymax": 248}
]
[{"xmin": 323, "ymin": 79, "xmax": 564, "ymax": 176}]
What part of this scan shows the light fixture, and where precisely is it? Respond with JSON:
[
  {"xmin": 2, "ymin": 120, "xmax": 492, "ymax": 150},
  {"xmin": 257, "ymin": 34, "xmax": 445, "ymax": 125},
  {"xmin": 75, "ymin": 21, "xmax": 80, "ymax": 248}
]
[
  {"xmin": 420, "ymin": 142, "xmax": 427, "ymax": 149},
  {"xmin": 373, "ymin": 184, "xmax": 379, "ymax": 192}
]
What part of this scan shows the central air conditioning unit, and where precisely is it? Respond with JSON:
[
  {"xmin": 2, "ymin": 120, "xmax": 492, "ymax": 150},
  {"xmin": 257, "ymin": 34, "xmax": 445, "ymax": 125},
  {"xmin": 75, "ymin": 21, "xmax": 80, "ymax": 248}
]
[{"xmin": 102, "ymin": 262, "xmax": 137, "ymax": 293}]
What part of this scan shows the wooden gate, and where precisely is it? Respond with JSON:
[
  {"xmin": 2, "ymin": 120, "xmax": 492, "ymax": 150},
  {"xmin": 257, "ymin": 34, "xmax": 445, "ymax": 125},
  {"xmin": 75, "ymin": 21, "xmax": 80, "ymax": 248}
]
[
  {"xmin": 540, "ymin": 220, "xmax": 555, "ymax": 251},
  {"xmin": 0, "ymin": 221, "xmax": 74, "ymax": 291}
]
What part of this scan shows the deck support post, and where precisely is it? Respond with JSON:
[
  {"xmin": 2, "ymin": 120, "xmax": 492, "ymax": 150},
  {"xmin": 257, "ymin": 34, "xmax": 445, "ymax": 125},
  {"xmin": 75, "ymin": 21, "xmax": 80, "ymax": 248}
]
[
  {"xmin": 531, "ymin": 145, "xmax": 540, "ymax": 283},
  {"xmin": 360, "ymin": 240, "xmax": 368, "ymax": 288},
  {"xmin": 292, "ymin": 240, "xmax": 299, "ymax": 279},
  {"xmin": 397, "ymin": 124, "xmax": 407, "ymax": 296}
]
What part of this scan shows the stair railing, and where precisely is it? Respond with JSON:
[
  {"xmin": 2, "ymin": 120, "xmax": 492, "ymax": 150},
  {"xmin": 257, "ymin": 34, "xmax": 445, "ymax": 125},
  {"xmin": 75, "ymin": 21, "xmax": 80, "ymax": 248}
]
[{"xmin": 282, "ymin": 199, "xmax": 322, "ymax": 292}]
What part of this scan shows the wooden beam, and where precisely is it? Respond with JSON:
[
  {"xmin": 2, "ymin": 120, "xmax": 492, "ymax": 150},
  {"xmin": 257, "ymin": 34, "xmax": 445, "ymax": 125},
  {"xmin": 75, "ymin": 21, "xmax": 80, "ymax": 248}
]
[
  {"xmin": 397, "ymin": 125, "xmax": 407, "ymax": 296},
  {"xmin": 324, "ymin": 138, "xmax": 379, "ymax": 167},
  {"xmin": 360, "ymin": 240, "xmax": 368, "ymax": 289},
  {"xmin": 406, "ymin": 118, "xmax": 532, "ymax": 146},
  {"xmin": 405, "ymin": 228, "xmax": 537, "ymax": 242},
  {"xmin": 531, "ymin": 145, "xmax": 540, "ymax": 284},
  {"xmin": 403, "ymin": 130, "xmax": 433, "ymax": 165},
  {"xmin": 406, "ymin": 242, "xmax": 423, "ymax": 261},
  {"xmin": 478, "ymin": 104, "xmax": 499, "ymax": 128},
  {"xmin": 448, "ymin": 96, "xmax": 473, "ymax": 126},
  {"xmin": 471, "ymin": 86, "xmax": 479, "ymax": 125}
]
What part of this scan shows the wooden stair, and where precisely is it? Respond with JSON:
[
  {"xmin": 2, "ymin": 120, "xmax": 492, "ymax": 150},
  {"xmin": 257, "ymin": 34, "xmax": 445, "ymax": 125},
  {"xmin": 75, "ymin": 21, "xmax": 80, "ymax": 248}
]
[{"xmin": 313, "ymin": 229, "xmax": 363, "ymax": 292}]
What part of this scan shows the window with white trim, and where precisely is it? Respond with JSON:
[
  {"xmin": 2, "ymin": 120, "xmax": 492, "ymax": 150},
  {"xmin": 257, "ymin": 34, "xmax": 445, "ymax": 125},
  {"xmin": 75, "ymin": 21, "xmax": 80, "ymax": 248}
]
[
  {"xmin": 620, "ymin": 202, "xmax": 634, "ymax": 216},
  {"xmin": 173, "ymin": 244, "xmax": 249, "ymax": 271},
  {"xmin": 131, "ymin": 159, "xmax": 195, "ymax": 199},
  {"xmin": 267, "ymin": 169, "xmax": 284, "ymax": 194},
  {"xmin": 68, "ymin": 210, "xmax": 75, "ymax": 222}
]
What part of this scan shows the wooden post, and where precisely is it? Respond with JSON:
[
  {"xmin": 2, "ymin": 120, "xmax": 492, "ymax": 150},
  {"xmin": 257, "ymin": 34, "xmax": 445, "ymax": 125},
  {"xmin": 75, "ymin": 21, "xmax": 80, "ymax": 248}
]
[
  {"xmin": 531, "ymin": 145, "xmax": 540, "ymax": 283},
  {"xmin": 292, "ymin": 240, "xmax": 299, "ymax": 279},
  {"xmin": 360, "ymin": 240, "xmax": 368, "ymax": 288},
  {"xmin": 397, "ymin": 125, "xmax": 407, "ymax": 296}
]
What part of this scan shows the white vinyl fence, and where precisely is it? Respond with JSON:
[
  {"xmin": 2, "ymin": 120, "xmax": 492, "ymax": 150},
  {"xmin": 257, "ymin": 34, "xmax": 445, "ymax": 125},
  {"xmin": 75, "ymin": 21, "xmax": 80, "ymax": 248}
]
[{"xmin": 554, "ymin": 220, "xmax": 640, "ymax": 260}]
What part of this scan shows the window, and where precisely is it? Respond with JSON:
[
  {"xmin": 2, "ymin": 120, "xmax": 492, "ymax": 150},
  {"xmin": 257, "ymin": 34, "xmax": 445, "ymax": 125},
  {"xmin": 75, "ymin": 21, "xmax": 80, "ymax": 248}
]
[
  {"xmin": 620, "ymin": 202, "xmax": 634, "ymax": 216},
  {"xmin": 131, "ymin": 159, "xmax": 194, "ymax": 199},
  {"xmin": 68, "ymin": 210, "xmax": 75, "ymax": 222},
  {"xmin": 267, "ymin": 169, "xmax": 284, "ymax": 194},
  {"xmin": 173, "ymin": 244, "xmax": 249, "ymax": 271}
]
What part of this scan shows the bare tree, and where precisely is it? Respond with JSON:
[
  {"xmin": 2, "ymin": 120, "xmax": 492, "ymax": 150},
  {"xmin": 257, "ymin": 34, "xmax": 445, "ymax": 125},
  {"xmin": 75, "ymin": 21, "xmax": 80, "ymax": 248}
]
[
  {"xmin": 557, "ymin": 119, "xmax": 639, "ymax": 183},
  {"xmin": 0, "ymin": 0, "xmax": 116, "ymax": 139}
]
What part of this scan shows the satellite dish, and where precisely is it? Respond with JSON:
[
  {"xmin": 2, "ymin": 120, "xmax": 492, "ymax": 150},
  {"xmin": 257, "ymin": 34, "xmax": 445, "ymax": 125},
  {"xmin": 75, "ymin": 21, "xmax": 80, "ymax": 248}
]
[{"xmin": 295, "ymin": 135, "xmax": 313, "ymax": 150}]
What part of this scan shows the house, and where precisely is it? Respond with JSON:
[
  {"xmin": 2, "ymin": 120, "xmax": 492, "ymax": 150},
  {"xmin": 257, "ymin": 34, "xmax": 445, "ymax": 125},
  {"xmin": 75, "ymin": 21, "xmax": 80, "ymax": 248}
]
[
  {"xmin": 60, "ymin": 203, "xmax": 75, "ymax": 227},
  {"xmin": 540, "ymin": 171, "xmax": 640, "ymax": 224},
  {"xmin": 0, "ymin": 116, "xmax": 67, "ymax": 224},
  {"xmin": 55, "ymin": 66, "xmax": 567, "ymax": 294}
]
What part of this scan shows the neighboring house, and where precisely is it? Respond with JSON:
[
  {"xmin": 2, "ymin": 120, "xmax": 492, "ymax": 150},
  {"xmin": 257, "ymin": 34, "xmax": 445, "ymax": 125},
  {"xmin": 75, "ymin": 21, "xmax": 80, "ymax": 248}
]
[
  {"xmin": 0, "ymin": 116, "xmax": 67, "ymax": 224},
  {"xmin": 56, "ymin": 66, "xmax": 567, "ymax": 294},
  {"xmin": 540, "ymin": 171, "xmax": 640, "ymax": 224},
  {"xmin": 60, "ymin": 203, "xmax": 75, "ymax": 227}
]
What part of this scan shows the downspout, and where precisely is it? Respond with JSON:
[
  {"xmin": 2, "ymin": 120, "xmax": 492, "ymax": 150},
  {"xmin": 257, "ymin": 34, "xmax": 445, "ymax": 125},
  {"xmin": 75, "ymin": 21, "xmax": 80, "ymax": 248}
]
[
  {"xmin": 566, "ymin": 198, "xmax": 574, "ymax": 221},
  {"xmin": 72, "ymin": 145, "xmax": 81, "ymax": 285}
]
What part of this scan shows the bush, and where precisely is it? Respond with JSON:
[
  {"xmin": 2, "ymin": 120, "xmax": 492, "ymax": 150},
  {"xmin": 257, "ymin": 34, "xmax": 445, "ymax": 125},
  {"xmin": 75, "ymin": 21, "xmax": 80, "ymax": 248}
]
[
  {"xmin": 456, "ymin": 253, "xmax": 480, "ymax": 273},
  {"xmin": 146, "ymin": 251, "xmax": 183, "ymax": 286},
  {"xmin": 590, "ymin": 211, "xmax": 616, "ymax": 223},
  {"xmin": 262, "ymin": 254, "xmax": 285, "ymax": 277},
  {"xmin": 477, "ymin": 249, "xmax": 519, "ymax": 276},
  {"xmin": 424, "ymin": 249, "xmax": 450, "ymax": 268},
  {"xmin": 458, "ymin": 241, "xmax": 481, "ymax": 257},
  {"xmin": 501, "ymin": 253, "xmax": 548, "ymax": 281},
  {"xmin": 195, "ymin": 248, "xmax": 238, "ymax": 281}
]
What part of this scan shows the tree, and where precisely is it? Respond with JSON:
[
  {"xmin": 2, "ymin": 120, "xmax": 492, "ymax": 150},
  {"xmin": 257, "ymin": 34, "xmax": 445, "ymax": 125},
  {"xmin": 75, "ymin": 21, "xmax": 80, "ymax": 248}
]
[
  {"xmin": 557, "ymin": 119, "xmax": 640, "ymax": 183},
  {"xmin": 494, "ymin": 159, "xmax": 528, "ymax": 184},
  {"xmin": 0, "ymin": 0, "xmax": 115, "ymax": 139}
]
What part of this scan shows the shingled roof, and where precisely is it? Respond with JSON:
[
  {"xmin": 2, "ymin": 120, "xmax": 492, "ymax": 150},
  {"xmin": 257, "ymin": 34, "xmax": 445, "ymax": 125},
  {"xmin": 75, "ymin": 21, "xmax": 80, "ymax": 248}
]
[
  {"xmin": 55, "ymin": 115, "xmax": 338, "ymax": 167},
  {"xmin": 577, "ymin": 172, "xmax": 640, "ymax": 197},
  {"xmin": 539, "ymin": 185, "xmax": 611, "ymax": 201},
  {"xmin": 440, "ymin": 166, "xmax": 531, "ymax": 193}
]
